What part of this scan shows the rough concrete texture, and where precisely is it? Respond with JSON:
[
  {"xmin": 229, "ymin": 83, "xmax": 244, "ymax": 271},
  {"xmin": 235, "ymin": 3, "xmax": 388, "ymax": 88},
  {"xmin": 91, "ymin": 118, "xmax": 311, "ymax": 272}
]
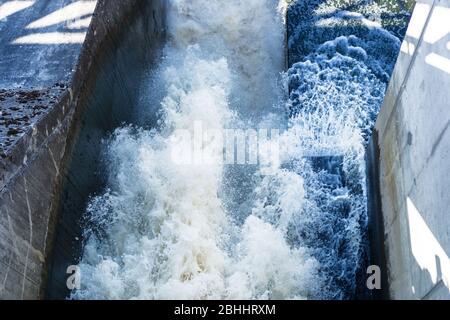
[
  {"xmin": 0, "ymin": 0, "xmax": 95, "ymax": 159},
  {"xmin": 369, "ymin": 0, "xmax": 450, "ymax": 299},
  {"xmin": 0, "ymin": 0, "xmax": 164, "ymax": 300},
  {"xmin": 0, "ymin": 85, "xmax": 66, "ymax": 156},
  {"xmin": 46, "ymin": 0, "xmax": 165, "ymax": 299},
  {"xmin": 0, "ymin": 0, "xmax": 97, "ymax": 89}
]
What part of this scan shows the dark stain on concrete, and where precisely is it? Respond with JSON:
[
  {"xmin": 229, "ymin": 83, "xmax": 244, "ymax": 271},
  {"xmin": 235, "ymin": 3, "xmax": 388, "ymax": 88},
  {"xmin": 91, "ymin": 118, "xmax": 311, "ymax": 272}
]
[{"xmin": 0, "ymin": 85, "xmax": 66, "ymax": 157}]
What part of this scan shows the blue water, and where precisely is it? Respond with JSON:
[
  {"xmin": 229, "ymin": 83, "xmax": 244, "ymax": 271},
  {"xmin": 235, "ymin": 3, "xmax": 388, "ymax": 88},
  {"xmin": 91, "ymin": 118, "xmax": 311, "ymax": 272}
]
[
  {"xmin": 72, "ymin": 0, "xmax": 411, "ymax": 300},
  {"xmin": 285, "ymin": 0, "xmax": 411, "ymax": 299}
]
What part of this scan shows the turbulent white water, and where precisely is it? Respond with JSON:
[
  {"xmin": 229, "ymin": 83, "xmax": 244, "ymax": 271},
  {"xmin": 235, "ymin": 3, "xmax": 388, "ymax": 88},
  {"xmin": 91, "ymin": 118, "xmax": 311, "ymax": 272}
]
[
  {"xmin": 73, "ymin": 0, "xmax": 406, "ymax": 299},
  {"xmin": 284, "ymin": 0, "xmax": 405, "ymax": 298},
  {"xmin": 73, "ymin": 0, "xmax": 321, "ymax": 300}
]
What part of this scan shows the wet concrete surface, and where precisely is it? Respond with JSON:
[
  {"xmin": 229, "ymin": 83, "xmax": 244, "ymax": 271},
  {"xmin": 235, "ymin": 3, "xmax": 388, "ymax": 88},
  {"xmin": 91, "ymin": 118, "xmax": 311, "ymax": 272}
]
[
  {"xmin": 0, "ymin": 84, "xmax": 66, "ymax": 157},
  {"xmin": 0, "ymin": 0, "xmax": 96, "ymax": 89},
  {"xmin": 0, "ymin": 0, "xmax": 96, "ymax": 165},
  {"xmin": 0, "ymin": 0, "xmax": 165, "ymax": 299}
]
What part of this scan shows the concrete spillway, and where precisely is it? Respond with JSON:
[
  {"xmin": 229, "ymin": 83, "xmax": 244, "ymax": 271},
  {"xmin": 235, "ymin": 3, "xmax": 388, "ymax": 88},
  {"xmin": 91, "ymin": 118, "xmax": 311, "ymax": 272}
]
[
  {"xmin": 0, "ymin": 0, "xmax": 165, "ymax": 299},
  {"xmin": 45, "ymin": 1, "xmax": 166, "ymax": 299},
  {"xmin": 0, "ymin": 0, "xmax": 448, "ymax": 300},
  {"xmin": 367, "ymin": 0, "xmax": 450, "ymax": 299}
]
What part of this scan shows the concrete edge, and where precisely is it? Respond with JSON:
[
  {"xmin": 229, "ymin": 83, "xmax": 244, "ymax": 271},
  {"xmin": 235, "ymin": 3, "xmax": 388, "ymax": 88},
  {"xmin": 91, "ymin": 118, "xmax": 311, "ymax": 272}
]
[
  {"xmin": 40, "ymin": 0, "xmax": 153, "ymax": 299},
  {"xmin": 0, "ymin": 0, "xmax": 150, "ymax": 299}
]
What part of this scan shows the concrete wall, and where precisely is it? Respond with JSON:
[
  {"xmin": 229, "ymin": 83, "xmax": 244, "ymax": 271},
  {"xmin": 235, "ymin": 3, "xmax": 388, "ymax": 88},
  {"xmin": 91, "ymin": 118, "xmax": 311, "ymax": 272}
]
[
  {"xmin": 0, "ymin": 0, "xmax": 95, "ymax": 89},
  {"xmin": 368, "ymin": 0, "xmax": 450, "ymax": 299},
  {"xmin": 0, "ymin": 0, "xmax": 165, "ymax": 300},
  {"xmin": 45, "ymin": 0, "xmax": 165, "ymax": 299}
]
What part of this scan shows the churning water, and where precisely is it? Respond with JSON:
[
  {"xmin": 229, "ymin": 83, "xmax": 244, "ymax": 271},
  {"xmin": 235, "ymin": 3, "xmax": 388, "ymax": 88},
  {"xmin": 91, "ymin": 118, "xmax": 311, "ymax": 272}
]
[{"xmin": 72, "ymin": 0, "xmax": 409, "ymax": 299}]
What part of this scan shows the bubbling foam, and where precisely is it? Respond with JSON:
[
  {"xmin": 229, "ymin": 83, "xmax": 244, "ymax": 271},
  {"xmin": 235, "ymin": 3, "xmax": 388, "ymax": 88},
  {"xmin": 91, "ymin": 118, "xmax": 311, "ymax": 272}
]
[
  {"xmin": 73, "ymin": 0, "xmax": 406, "ymax": 300},
  {"xmin": 73, "ymin": 0, "xmax": 320, "ymax": 300},
  {"xmin": 283, "ymin": 0, "xmax": 403, "ymax": 299}
]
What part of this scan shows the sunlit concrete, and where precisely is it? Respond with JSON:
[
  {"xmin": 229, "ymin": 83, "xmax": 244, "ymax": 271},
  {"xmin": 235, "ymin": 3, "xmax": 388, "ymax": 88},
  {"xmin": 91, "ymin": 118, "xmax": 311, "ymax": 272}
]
[
  {"xmin": 0, "ymin": 0, "xmax": 166, "ymax": 300},
  {"xmin": 423, "ymin": 5, "xmax": 450, "ymax": 43},
  {"xmin": 25, "ymin": 1, "xmax": 96, "ymax": 29},
  {"xmin": 405, "ymin": 2, "xmax": 431, "ymax": 40},
  {"xmin": 12, "ymin": 31, "xmax": 87, "ymax": 44},
  {"xmin": 67, "ymin": 16, "xmax": 92, "ymax": 29},
  {"xmin": 0, "ymin": 1, "xmax": 35, "ymax": 20},
  {"xmin": 0, "ymin": 0, "xmax": 98, "ymax": 88},
  {"xmin": 407, "ymin": 198, "xmax": 450, "ymax": 293},
  {"xmin": 371, "ymin": 0, "xmax": 450, "ymax": 300},
  {"xmin": 400, "ymin": 40, "xmax": 416, "ymax": 56},
  {"xmin": 425, "ymin": 52, "xmax": 450, "ymax": 74}
]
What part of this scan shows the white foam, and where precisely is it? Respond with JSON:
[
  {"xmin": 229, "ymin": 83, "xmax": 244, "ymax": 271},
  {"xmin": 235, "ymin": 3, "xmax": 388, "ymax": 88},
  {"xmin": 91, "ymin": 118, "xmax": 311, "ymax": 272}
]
[
  {"xmin": 74, "ymin": 0, "xmax": 403, "ymax": 300},
  {"xmin": 73, "ymin": 0, "xmax": 320, "ymax": 300}
]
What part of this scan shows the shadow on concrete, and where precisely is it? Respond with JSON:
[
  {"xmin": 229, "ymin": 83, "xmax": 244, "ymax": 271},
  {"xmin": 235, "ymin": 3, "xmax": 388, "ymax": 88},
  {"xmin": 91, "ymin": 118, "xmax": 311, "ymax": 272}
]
[
  {"xmin": 0, "ymin": 0, "xmax": 97, "ymax": 88},
  {"xmin": 367, "ymin": 0, "xmax": 450, "ymax": 299},
  {"xmin": 44, "ymin": 0, "xmax": 166, "ymax": 299}
]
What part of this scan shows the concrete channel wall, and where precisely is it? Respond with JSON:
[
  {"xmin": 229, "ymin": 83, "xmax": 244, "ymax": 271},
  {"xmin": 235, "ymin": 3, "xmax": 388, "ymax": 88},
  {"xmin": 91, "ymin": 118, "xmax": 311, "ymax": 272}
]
[
  {"xmin": 0, "ymin": 0, "xmax": 165, "ymax": 300},
  {"xmin": 368, "ymin": 0, "xmax": 450, "ymax": 299},
  {"xmin": 45, "ymin": 1, "xmax": 165, "ymax": 299}
]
